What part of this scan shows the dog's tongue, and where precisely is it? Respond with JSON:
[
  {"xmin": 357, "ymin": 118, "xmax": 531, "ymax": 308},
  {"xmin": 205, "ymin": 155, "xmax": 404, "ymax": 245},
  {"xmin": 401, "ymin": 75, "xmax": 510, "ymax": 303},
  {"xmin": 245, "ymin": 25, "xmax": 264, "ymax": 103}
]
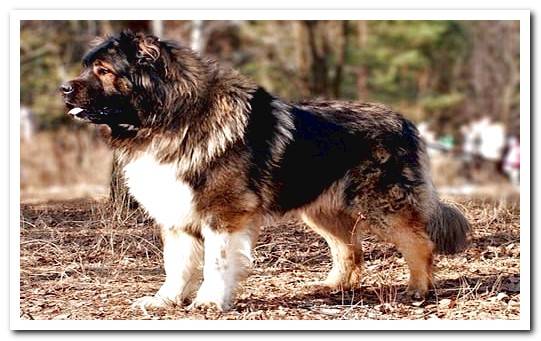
[
  {"xmin": 68, "ymin": 107, "xmax": 87, "ymax": 118},
  {"xmin": 68, "ymin": 107, "xmax": 85, "ymax": 116},
  {"xmin": 68, "ymin": 107, "xmax": 84, "ymax": 116}
]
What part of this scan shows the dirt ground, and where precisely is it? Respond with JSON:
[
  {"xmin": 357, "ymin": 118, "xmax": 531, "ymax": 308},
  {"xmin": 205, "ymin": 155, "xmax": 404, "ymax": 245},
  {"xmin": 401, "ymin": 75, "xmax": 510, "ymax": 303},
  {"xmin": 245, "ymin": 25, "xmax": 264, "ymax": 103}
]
[{"xmin": 18, "ymin": 194, "xmax": 520, "ymax": 321}]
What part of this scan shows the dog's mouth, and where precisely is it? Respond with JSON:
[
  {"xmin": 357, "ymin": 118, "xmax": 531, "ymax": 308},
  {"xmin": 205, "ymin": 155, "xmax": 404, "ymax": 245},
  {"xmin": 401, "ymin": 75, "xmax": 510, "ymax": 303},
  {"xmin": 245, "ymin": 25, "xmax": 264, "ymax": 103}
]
[
  {"xmin": 65, "ymin": 104, "xmax": 120, "ymax": 124},
  {"xmin": 65, "ymin": 103, "xmax": 140, "ymax": 135},
  {"xmin": 67, "ymin": 107, "xmax": 92, "ymax": 122}
]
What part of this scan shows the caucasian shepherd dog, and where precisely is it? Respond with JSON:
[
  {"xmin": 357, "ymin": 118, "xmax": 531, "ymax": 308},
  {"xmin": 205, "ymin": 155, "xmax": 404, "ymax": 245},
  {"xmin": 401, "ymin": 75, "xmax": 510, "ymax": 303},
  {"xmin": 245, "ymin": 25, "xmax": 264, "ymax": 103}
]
[{"xmin": 61, "ymin": 31, "xmax": 469, "ymax": 311}]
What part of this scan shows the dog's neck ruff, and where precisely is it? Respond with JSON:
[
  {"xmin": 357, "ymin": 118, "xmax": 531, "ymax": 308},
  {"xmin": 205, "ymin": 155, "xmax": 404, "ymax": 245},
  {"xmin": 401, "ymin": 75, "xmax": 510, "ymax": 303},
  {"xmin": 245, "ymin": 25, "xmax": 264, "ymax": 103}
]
[{"xmin": 117, "ymin": 93, "xmax": 254, "ymax": 176}]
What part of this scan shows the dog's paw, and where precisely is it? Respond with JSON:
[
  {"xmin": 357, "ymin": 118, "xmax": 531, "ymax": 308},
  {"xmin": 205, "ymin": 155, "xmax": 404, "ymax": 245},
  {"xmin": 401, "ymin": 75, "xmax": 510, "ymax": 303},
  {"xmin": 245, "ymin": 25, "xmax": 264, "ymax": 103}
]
[
  {"xmin": 189, "ymin": 289, "xmax": 230, "ymax": 311},
  {"xmin": 188, "ymin": 298, "xmax": 228, "ymax": 312},
  {"xmin": 188, "ymin": 281, "xmax": 232, "ymax": 311},
  {"xmin": 406, "ymin": 287, "xmax": 428, "ymax": 301},
  {"xmin": 131, "ymin": 295, "xmax": 171, "ymax": 315}
]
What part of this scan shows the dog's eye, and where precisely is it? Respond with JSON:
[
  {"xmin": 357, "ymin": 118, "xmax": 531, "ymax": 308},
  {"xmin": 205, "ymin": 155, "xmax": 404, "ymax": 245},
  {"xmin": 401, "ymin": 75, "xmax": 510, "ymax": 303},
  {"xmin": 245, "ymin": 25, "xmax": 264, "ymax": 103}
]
[{"xmin": 97, "ymin": 67, "xmax": 111, "ymax": 75}]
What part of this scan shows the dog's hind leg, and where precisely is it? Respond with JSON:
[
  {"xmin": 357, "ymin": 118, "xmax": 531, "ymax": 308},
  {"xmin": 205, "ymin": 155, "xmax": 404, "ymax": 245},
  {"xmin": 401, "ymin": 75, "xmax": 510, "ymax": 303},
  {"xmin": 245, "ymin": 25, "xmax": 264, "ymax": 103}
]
[
  {"xmin": 301, "ymin": 211, "xmax": 363, "ymax": 290},
  {"xmin": 376, "ymin": 212, "xmax": 435, "ymax": 299}
]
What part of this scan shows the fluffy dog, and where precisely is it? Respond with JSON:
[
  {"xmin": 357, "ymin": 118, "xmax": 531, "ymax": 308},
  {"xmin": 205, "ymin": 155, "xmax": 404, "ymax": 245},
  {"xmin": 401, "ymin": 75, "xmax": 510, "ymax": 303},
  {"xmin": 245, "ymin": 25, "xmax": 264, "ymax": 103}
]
[{"xmin": 61, "ymin": 31, "xmax": 469, "ymax": 311}]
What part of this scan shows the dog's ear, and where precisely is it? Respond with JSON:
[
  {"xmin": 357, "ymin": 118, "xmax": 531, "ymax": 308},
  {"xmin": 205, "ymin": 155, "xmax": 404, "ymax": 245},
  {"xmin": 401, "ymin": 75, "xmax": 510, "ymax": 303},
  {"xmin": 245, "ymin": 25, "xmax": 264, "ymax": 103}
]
[
  {"xmin": 121, "ymin": 32, "xmax": 166, "ymax": 106},
  {"xmin": 134, "ymin": 33, "xmax": 161, "ymax": 65}
]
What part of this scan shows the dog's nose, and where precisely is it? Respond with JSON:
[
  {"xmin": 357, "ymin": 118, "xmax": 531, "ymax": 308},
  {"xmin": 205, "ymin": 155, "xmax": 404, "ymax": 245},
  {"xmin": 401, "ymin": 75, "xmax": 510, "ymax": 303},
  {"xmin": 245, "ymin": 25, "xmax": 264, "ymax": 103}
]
[{"xmin": 60, "ymin": 83, "xmax": 74, "ymax": 95}]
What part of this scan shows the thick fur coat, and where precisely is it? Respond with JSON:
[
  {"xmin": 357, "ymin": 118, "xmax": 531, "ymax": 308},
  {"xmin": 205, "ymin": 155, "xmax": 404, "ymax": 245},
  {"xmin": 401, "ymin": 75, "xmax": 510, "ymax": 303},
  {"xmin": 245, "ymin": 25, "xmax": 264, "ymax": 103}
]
[{"xmin": 61, "ymin": 31, "xmax": 470, "ymax": 311}]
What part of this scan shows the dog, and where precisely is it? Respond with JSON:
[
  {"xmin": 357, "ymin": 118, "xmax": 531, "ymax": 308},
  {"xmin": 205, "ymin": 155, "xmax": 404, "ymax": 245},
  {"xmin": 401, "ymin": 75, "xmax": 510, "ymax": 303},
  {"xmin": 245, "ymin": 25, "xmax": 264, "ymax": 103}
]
[{"xmin": 61, "ymin": 31, "xmax": 470, "ymax": 311}]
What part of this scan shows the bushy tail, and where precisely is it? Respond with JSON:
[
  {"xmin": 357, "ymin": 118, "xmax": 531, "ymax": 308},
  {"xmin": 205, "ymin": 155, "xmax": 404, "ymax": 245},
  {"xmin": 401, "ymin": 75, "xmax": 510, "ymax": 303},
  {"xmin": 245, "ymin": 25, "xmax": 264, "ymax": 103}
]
[{"xmin": 427, "ymin": 201, "xmax": 470, "ymax": 254}]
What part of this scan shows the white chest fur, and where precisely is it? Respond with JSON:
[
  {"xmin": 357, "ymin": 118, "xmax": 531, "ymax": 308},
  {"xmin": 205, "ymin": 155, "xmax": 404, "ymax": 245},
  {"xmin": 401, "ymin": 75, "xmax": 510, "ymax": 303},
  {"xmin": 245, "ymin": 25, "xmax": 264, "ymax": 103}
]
[{"xmin": 123, "ymin": 152, "xmax": 197, "ymax": 229}]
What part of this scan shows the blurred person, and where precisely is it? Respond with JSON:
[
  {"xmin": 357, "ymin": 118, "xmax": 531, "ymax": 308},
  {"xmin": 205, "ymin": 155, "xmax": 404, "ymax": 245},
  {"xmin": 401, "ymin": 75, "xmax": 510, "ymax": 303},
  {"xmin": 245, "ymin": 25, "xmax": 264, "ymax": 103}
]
[
  {"xmin": 478, "ymin": 117, "xmax": 505, "ymax": 166},
  {"xmin": 417, "ymin": 122, "xmax": 439, "ymax": 157},
  {"xmin": 461, "ymin": 116, "xmax": 506, "ymax": 181},
  {"xmin": 503, "ymin": 136, "xmax": 520, "ymax": 186},
  {"xmin": 438, "ymin": 134, "xmax": 454, "ymax": 151}
]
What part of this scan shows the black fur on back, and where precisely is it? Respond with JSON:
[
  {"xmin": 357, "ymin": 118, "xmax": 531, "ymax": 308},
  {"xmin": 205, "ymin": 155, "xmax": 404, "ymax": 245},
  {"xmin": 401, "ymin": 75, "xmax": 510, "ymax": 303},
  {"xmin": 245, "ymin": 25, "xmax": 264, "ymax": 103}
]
[{"xmin": 244, "ymin": 89, "xmax": 429, "ymax": 213}]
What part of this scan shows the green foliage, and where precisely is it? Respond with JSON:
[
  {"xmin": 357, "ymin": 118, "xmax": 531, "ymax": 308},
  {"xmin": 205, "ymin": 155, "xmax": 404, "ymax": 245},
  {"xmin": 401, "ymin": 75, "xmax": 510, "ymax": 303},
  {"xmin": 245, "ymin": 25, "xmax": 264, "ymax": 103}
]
[
  {"xmin": 420, "ymin": 92, "xmax": 465, "ymax": 111},
  {"xmin": 357, "ymin": 21, "xmax": 469, "ymax": 116}
]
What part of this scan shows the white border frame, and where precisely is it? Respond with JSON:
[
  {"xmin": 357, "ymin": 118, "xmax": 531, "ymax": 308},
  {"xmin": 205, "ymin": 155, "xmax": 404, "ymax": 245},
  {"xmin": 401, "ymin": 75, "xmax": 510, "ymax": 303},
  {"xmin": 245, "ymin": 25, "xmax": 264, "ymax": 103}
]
[{"xmin": 10, "ymin": 9, "xmax": 531, "ymax": 331}]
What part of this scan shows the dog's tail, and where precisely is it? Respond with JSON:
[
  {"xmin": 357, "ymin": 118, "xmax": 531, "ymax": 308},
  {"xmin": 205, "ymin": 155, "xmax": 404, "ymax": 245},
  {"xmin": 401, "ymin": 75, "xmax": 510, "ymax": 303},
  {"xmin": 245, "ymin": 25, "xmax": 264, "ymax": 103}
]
[{"xmin": 427, "ymin": 200, "xmax": 470, "ymax": 254}]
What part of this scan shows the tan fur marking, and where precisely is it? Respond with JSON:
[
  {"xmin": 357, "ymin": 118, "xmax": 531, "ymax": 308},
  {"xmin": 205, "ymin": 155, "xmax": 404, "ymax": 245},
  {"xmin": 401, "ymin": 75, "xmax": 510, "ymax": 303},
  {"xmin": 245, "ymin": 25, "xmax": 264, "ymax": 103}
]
[
  {"xmin": 301, "ymin": 210, "xmax": 363, "ymax": 290},
  {"xmin": 386, "ymin": 214, "xmax": 434, "ymax": 298},
  {"xmin": 92, "ymin": 60, "xmax": 118, "ymax": 94}
]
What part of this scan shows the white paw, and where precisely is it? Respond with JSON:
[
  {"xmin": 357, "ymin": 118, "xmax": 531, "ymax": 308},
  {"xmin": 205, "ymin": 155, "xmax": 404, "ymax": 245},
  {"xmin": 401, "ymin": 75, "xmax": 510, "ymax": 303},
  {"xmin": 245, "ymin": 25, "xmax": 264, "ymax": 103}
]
[
  {"xmin": 131, "ymin": 295, "xmax": 171, "ymax": 316},
  {"xmin": 189, "ymin": 285, "xmax": 230, "ymax": 311},
  {"xmin": 188, "ymin": 297, "xmax": 229, "ymax": 311}
]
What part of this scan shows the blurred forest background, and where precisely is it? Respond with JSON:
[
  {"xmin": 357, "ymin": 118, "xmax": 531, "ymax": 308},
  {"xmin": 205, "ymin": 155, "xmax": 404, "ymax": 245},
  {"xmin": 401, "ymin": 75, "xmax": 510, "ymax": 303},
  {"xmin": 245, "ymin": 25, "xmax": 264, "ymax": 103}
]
[{"xmin": 19, "ymin": 20, "xmax": 521, "ymax": 202}]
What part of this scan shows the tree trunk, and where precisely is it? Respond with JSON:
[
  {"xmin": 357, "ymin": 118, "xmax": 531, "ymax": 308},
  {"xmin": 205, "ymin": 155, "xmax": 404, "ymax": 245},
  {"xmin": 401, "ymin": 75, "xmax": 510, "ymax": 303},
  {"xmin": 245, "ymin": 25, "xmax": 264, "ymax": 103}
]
[
  {"xmin": 152, "ymin": 20, "xmax": 163, "ymax": 37},
  {"xmin": 356, "ymin": 21, "xmax": 369, "ymax": 100},
  {"xmin": 191, "ymin": 20, "xmax": 204, "ymax": 52},
  {"xmin": 304, "ymin": 20, "xmax": 329, "ymax": 97},
  {"xmin": 332, "ymin": 21, "xmax": 350, "ymax": 98},
  {"xmin": 109, "ymin": 151, "xmax": 139, "ymax": 214}
]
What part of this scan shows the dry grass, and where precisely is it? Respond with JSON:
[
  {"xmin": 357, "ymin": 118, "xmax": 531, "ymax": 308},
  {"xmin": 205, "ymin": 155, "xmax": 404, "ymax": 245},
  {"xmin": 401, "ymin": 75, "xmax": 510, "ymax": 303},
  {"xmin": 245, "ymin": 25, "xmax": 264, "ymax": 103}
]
[{"xmin": 19, "ymin": 195, "xmax": 520, "ymax": 320}]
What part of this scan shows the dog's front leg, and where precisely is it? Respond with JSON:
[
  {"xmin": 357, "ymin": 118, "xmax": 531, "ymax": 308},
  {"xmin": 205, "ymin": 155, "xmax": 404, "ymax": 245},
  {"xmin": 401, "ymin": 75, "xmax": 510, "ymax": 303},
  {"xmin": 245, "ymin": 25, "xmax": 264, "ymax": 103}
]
[
  {"xmin": 191, "ymin": 225, "xmax": 252, "ymax": 311},
  {"xmin": 133, "ymin": 227, "xmax": 203, "ymax": 311}
]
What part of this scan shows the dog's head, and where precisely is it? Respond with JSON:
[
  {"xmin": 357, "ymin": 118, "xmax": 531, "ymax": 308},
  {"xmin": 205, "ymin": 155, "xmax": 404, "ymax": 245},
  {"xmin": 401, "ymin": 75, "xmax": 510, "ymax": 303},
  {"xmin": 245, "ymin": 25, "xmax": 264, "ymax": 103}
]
[{"xmin": 60, "ymin": 31, "xmax": 181, "ymax": 130}]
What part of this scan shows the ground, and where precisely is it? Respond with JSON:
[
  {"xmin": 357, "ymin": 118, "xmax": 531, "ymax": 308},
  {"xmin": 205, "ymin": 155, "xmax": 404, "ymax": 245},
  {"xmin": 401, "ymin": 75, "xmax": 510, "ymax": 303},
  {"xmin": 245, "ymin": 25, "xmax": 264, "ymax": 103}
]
[{"xmin": 19, "ymin": 195, "xmax": 520, "ymax": 320}]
